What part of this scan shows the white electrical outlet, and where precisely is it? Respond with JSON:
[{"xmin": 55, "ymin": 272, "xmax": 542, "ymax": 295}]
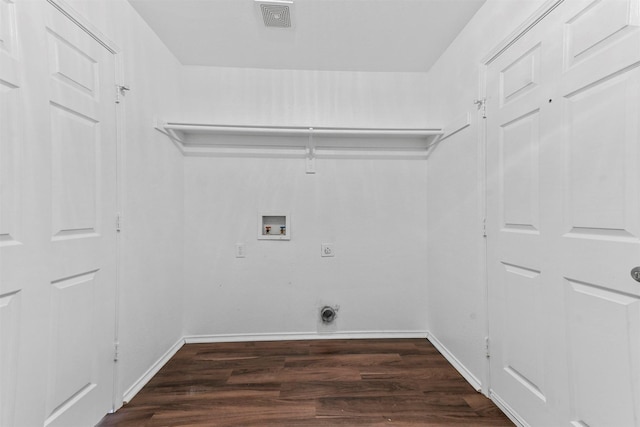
[
  {"xmin": 235, "ymin": 243, "xmax": 246, "ymax": 258},
  {"xmin": 321, "ymin": 243, "xmax": 334, "ymax": 257}
]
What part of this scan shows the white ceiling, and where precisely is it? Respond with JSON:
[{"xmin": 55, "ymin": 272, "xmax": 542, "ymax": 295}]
[{"xmin": 128, "ymin": 0, "xmax": 486, "ymax": 72}]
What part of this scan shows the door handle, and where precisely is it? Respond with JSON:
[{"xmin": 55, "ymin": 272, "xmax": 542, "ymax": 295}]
[{"xmin": 631, "ymin": 267, "xmax": 640, "ymax": 282}]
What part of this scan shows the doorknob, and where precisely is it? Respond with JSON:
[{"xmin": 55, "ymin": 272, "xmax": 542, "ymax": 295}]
[{"xmin": 632, "ymin": 267, "xmax": 640, "ymax": 282}]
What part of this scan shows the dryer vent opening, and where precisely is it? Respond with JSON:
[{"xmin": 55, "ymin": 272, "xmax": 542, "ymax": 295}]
[{"xmin": 320, "ymin": 306, "xmax": 336, "ymax": 324}]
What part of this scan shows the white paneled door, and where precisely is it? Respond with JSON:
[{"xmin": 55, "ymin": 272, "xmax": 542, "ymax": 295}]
[
  {"xmin": 44, "ymin": 4, "xmax": 118, "ymax": 426},
  {"xmin": 486, "ymin": 8, "xmax": 566, "ymax": 425},
  {"xmin": 0, "ymin": 4, "xmax": 23, "ymax": 427},
  {"xmin": 0, "ymin": 1, "xmax": 119, "ymax": 426},
  {"xmin": 486, "ymin": 0, "xmax": 640, "ymax": 425}
]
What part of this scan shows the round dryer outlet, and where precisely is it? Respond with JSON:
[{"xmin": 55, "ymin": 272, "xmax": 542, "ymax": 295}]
[{"xmin": 320, "ymin": 306, "xmax": 337, "ymax": 324}]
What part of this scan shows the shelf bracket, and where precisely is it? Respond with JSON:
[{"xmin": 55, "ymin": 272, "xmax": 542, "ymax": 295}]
[
  {"xmin": 306, "ymin": 127, "xmax": 316, "ymax": 174},
  {"xmin": 154, "ymin": 119, "xmax": 186, "ymax": 154},
  {"xmin": 153, "ymin": 119, "xmax": 185, "ymax": 144}
]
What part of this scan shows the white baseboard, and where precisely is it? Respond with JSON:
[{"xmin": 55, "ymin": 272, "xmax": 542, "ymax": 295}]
[
  {"xmin": 426, "ymin": 332, "xmax": 482, "ymax": 391},
  {"xmin": 490, "ymin": 390, "xmax": 528, "ymax": 427},
  {"xmin": 183, "ymin": 330, "xmax": 429, "ymax": 344},
  {"xmin": 122, "ymin": 337, "xmax": 185, "ymax": 404}
]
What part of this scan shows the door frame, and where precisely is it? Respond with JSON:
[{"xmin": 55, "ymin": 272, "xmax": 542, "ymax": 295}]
[
  {"xmin": 476, "ymin": 0, "xmax": 564, "ymax": 414},
  {"xmin": 46, "ymin": 0, "xmax": 125, "ymax": 413}
]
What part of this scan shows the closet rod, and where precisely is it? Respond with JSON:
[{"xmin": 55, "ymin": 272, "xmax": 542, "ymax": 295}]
[{"xmin": 162, "ymin": 122, "xmax": 443, "ymax": 138}]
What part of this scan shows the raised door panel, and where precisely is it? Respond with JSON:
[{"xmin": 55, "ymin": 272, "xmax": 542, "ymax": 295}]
[
  {"xmin": 562, "ymin": 0, "xmax": 640, "ymax": 96},
  {"xmin": 500, "ymin": 263, "xmax": 546, "ymax": 404},
  {"xmin": 45, "ymin": 271, "xmax": 98, "ymax": 426},
  {"xmin": 563, "ymin": 67, "xmax": 640, "ymax": 241},
  {"xmin": 0, "ymin": 291, "xmax": 21, "ymax": 427},
  {"xmin": 500, "ymin": 44, "xmax": 541, "ymax": 106},
  {"xmin": 47, "ymin": 27, "xmax": 99, "ymax": 121},
  {"xmin": 565, "ymin": 279, "xmax": 640, "ymax": 427},
  {"xmin": 50, "ymin": 104, "xmax": 99, "ymax": 240},
  {"xmin": 0, "ymin": 79, "xmax": 21, "ymax": 246},
  {"xmin": 0, "ymin": 0, "xmax": 21, "ymax": 247},
  {"xmin": 0, "ymin": 0, "xmax": 18, "ymax": 83},
  {"xmin": 564, "ymin": 0, "xmax": 640, "ymax": 70},
  {"xmin": 499, "ymin": 110, "xmax": 540, "ymax": 234}
]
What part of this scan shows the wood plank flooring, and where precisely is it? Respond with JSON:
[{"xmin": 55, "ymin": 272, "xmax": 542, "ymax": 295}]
[{"xmin": 96, "ymin": 339, "xmax": 513, "ymax": 426}]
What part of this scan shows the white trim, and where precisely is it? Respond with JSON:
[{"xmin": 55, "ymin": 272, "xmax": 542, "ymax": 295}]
[
  {"xmin": 426, "ymin": 332, "xmax": 482, "ymax": 392},
  {"xmin": 490, "ymin": 391, "xmax": 529, "ymax": 427},
  {"xmin": 122, "ymin": 338, "xmax": 185, "ymax": 404},
  {"xmin": 477, "ymin": 101, "xmax": 490, "ymax": 396},
  {"xmin": 481, "ymin": 0, "xmax": 564, "ymax": 66},
  {"xmin": 46, "ymin": 0, "xmax": 120, "ymax": 53},
  {"xmin": 184, "ymin": 330, "xmax": 428, "ymax": 344},
  {"xmin": 112, "ymin": 50, "xmax": 126, "ymax": 414}
]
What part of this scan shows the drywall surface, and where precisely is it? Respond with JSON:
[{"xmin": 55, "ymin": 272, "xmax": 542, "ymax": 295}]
[
  {"xmin": 425, "ymin": 0, "xmax": 547, "ymax": 388},
  {"xmin": 183, "ymin": 155, "xmax": 428, "ymax": 337},
  {"xmin": 61, "ymin": 0, "xmax": 185, "ymax": 406},
  {"xmin": 179, "ymin": 66, "xmax": 430, "ymax": 128},
  {"xmin": 179, "ymin": 64, "xmax": 431, "ymax": 338}
]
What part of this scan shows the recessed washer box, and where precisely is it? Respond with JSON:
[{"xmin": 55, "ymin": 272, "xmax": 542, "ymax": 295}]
[{"xmin": 258, "ymin": 213, "xmax": 290, "ymax": 240}]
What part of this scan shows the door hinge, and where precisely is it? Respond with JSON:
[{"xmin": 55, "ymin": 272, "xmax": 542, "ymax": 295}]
[
  {"xmin": 114, "ymin": 342, "xmax": 120, "ymax": 362},
  {"xmin": 485, "ymin": 336, "xmax": 490, "ymax": 358},
  {"xmin": 116, "ymin": 212, "xmax": 122, "ymax": 232},
  {"xmin": 115, "ymin": 84, "xmax": 130, "ymax": 104},
  {"xmin": 474, "ymin": 98, "xmax": 487, "ymax": 119},
  {"xmin": 482, "ymin": 217, "xmax": 487, "ymax": 238}
]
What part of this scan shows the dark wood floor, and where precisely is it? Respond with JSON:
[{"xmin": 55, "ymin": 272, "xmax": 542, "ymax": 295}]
[{"xmin": 97, "ymin": 339, "xmax": 513, "ymax": 426}]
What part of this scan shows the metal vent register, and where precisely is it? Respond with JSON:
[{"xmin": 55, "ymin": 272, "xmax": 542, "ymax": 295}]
[{"xmin": 259, "ymin": 2, "xmax": 292, "ymax": 28}]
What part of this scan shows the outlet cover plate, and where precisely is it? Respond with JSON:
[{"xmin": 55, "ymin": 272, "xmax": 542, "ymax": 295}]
[
  {"xmin": 236, "ymin": 243, "xmax": 246, "ymax": 258},
  {"xmin": 321, "ymin": 243, "xmax": 334, "ymax": 257}
]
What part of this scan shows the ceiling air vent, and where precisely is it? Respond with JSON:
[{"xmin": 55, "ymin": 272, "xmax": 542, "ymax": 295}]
[{"xmin": 258, "ymin": 1, "xmax": 292, "ymax": 28}]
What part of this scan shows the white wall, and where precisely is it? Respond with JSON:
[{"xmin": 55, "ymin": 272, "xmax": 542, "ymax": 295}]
[
  {"xmin": 180, "ymin": 66, "xmax": 431, "ymax": 128},
  {"xmin": 59, "ymin": 0, "xmax": 185, "ymax": 405},
  {"xmin": 425, "ymin": 0, "xmax": 547, "ymax": 389},
  {"xmin": 180, "ymin": 67, "xmax": 431, "ymax": 338},
  {"xmin": 184, "ymin": 156, "xmax": 428, "ymax": 338}
]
